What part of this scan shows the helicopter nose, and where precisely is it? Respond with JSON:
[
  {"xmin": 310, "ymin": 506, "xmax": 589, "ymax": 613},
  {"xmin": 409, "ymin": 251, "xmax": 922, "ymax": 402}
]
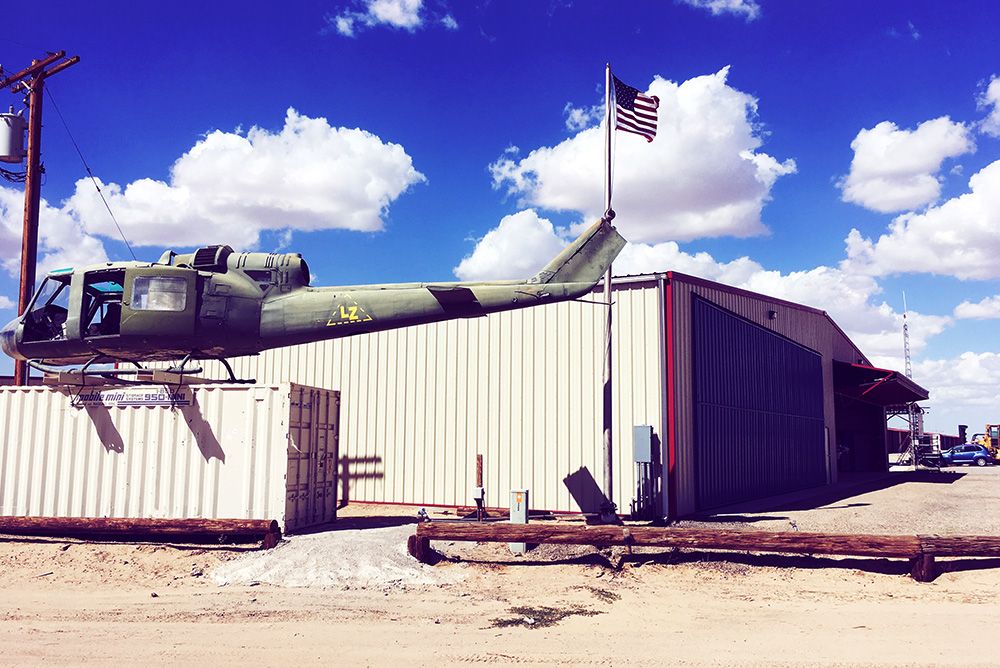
[{"xmin": 0, "ymin": 317, "xmax": 20, "ymax": 361}]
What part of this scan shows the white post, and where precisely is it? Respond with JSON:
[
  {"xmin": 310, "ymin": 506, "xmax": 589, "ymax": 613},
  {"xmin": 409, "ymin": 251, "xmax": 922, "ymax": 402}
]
[{"xmin": 602, "ymin": 63, "xmax": 616, "ymax": 520}]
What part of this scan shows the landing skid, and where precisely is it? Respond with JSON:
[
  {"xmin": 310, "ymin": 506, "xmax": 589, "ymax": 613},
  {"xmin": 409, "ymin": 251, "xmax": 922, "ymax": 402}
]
[
  {"xmin": 28, "ymin": 352, "xmax": 256, "ymax": 387},
  {"xmin": 165, "ymin": 351, "xmax": 255, "ymax": 384}
]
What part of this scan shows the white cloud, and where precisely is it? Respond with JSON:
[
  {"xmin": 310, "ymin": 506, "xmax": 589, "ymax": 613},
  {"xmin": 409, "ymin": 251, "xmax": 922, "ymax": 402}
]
[
  {"xmin": 615, "ymin": 241, "xmax": 761, "ymax": 286},
  {"xmin": 979, "ymin": 76, "xmax": 1000, "ymax": 138},
  {"xmin": 889, "ymin": 21, "xmax": 921, "ymax": 40},
  {"xmin": 0, "ymin": 186, "xmax": 108, "ymax": 276},
  {"xmin": 912, "ymin": 352, "xmax": 1000, "ymax": 434},
  {"xmin": 334, "ymin": 15, "xmax": 356, "ymax": 37},
  {"xmin": 327, "ymin": 0, "xmax": 458, "ymax": 37},
  {"xmin": 563, "ymin": 103, "xmax": 603, "ymax": 132},
  {"xmin": 843, "ymin": 159, "xmax": 1000, "ymax": 279},
  {"xmin": 679, "ymin": 0, "xmax": 760, "ymax": 21},
  {"xmin": 490, "ymin": 68, "xmax": 796, "ymax": 244},
  {"xmin": 368, "ymin": 0, "xmax": 422, "ymax": 28},
  {"xmin": 838, "ymin": 117, "xmax": 974, "ymax": 213},
  {"xmin": 453, "ymin": 209, "xmax": 566, "ymax": 281},
  {"xmin": 0, "ymin": 295, "xmax": 14, "ymax": 310},
  {"xmin": 954, "ymin": 294, "xmax": 1000, "ymax": 320},
  {"xmin": 65, "ymin": 108, "xmax": 425, "ymax": 249}
]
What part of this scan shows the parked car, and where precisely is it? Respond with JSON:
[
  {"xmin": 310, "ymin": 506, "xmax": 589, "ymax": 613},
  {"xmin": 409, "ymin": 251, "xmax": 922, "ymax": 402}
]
[{"xmin": 941, "ymin": 444, "xmax": 994, "ymax": 467}]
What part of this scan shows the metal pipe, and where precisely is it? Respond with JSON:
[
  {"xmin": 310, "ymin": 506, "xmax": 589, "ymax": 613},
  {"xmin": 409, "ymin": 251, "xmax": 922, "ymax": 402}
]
[{"xmin": 601, "ymin": 63, "xmax": 615, "ymax": 519}]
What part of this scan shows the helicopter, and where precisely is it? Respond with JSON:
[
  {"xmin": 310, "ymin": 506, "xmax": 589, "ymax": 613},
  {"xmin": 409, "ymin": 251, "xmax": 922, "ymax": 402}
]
[{"xmin": 1, "ymin": 218, "xmax": 625, "ymax": 381}]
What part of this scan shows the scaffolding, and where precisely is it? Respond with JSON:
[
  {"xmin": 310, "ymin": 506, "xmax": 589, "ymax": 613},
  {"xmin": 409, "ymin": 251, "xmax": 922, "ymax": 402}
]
[{"xmin": 894, "ymin": 292, "xmax": 927, "ymax": 467}]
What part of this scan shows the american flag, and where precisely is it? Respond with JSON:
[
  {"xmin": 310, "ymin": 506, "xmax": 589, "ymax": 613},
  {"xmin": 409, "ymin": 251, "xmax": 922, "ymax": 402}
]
[{"xmin": 613, "ymin": 75, "xmax": 659, "ymax": 142}]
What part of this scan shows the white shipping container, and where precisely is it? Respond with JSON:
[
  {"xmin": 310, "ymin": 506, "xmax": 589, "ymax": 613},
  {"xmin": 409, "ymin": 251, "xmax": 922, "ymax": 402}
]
[{"xmin": 0, "ymin": 383, "xmax": 340, "ymax": 533}]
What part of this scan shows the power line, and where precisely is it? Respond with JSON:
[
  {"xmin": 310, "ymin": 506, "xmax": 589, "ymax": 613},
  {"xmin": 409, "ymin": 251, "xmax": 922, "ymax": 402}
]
[
  {"xmin": 0, "ymin": 166, "xmax": 27, "ymax": 183},
  {"xmin": 44, "ymin": 86, "xmax": 137, "ymax": 260}
]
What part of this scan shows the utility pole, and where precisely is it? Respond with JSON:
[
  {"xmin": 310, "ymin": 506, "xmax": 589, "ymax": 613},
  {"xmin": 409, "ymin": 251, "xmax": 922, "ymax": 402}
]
[{"xmin": 0, "ymin": 51, "xmax": 79, "ymax": 385}]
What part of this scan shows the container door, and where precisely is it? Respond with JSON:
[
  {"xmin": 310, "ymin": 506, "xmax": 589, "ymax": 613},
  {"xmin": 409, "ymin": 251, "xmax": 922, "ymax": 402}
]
[
  {"xmin": 120, "ymin": 267, "xmax": 198, "ymax": 337},
  {"xmin": 285, "ymin": 386, "xmax": 308, "ymax": 532},
  {"xmin": 313, "ymin": 389, "xmax": 340, "ymax": 524}
]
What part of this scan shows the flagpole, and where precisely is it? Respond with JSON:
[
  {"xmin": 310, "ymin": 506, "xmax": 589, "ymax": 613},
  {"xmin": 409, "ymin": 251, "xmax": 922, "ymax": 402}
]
[{"xmin": 601, "ymin": 62, "xmax": 616, "ymax": 522}]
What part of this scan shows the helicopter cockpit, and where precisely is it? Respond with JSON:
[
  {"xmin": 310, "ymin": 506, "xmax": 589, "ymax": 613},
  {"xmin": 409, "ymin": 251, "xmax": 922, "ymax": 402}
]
[
  {"xmin": 22, "ymin": 270, "xmax": 72, "ymax": 343},
  {"xmin": 5, "ymin": 260, "xmax": 200, "ymax": 362}
]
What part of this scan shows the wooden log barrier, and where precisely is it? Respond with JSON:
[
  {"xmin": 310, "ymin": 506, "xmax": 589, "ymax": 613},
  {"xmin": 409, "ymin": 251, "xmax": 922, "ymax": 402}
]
[
  {"xmin": 916, "ymin": 535, "xmax": 1000, "ymax": 557},
  {"xmin": 0, "ymin": 517, "xmax": 282, "ymax": 549},
  {"xmin": 408, "ymin": 522, "xmax": 1000, "ymax": 582}
]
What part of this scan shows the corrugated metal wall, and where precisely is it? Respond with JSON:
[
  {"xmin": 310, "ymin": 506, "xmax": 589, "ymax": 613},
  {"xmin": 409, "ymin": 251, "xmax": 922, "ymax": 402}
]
[
  {"xmin": 194, "ymin": 284, "xmax": 666, "ymax": 513},
  {"xmin": 669, "ymin": 274, "xmax": 866, "ymax": 516},
  {"xmin": 692, "ymin": 297, "xmax": 826, "ymax": 509},
  {"xmin": 0, "ymin": 384, "xmax": 338, "ymax": 532}
]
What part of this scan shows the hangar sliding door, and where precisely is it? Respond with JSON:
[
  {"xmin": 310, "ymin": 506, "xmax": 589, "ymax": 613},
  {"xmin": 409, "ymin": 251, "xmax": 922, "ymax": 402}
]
[{"xmin": 692, "ymin": 297, "xmax": 826, "ymax": 510}]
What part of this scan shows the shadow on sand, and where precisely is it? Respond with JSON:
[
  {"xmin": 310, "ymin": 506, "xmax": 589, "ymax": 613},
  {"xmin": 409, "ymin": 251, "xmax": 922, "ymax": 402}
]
[
  {"xmin": 291, "ymin": 515, "xmax": 419, "ymax": 535},
  {"xmin": 444, "ymin": 546, "xmax": 1000, "ymax": 580}
]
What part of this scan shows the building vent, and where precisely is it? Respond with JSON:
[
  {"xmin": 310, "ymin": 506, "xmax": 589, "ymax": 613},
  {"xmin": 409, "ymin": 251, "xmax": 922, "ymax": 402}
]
[{"xmin": 191, "ymin": 245, "xmax": 234, "ymax": 272}]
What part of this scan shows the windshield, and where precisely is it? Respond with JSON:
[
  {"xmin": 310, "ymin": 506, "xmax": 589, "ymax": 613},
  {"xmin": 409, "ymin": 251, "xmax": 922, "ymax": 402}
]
[
  {"xmin": 23, "ymin": 274, "xmax": 72, "ymax": 343},
  {"xmin": 29, "ymin": 275, "xmax": 70, "ymax": 311}
]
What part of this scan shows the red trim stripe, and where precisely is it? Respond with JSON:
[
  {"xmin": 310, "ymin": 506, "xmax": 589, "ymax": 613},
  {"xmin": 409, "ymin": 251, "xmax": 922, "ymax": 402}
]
[
  {"xmin": 617, "ymin": 125, "xmax": 655, "ymax": 141},
  {"xmin": 665, "ymin": 275, "xmax": 677, "ymax": 520},
  {"xmin": 629, "ymin": 109, "xmax": 658, "ymax": 122},
  {"xmin": 616, "ymin": 116, "xmax": 653, "ymax": 133}
]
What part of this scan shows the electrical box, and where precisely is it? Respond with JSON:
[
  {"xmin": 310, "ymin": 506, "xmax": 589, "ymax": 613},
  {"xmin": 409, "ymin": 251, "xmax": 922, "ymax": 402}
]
[
  {"xmin": 633, "ymin": 425, "xmax": 654, "ymax": 463},
  {"xmin": 509, "ymin": 488, "xmax": 528, "ymax": 555},
  {"xmin": 0, "ymin": 109, "xmax": 26, "ymax": 164}
]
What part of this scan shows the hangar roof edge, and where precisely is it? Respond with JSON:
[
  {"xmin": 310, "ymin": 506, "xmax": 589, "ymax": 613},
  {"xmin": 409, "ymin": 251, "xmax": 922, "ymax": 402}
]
[{"xmin": 605, "ymin": 271, "xmax": 873, "ymax": 368}]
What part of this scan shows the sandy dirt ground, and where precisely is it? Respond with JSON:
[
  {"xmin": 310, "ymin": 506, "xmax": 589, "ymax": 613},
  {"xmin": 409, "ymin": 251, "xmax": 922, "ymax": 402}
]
[{"xmin": 2, "ymin": 469, "xmax": 999, "ymax": 667}]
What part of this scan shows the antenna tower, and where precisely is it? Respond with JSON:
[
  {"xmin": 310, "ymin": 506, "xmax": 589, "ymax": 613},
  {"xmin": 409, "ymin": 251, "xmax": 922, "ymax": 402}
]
[{"xmin": 901, "ymin": 292, "xmax": 921, "ymax": 468}]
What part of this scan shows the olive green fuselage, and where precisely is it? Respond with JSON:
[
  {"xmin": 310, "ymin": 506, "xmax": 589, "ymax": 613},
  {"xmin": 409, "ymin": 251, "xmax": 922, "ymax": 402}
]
[
  {"xmin": 6, "ymin": 271, "xmax": 592, "ymax": 365},
  {"xmin": 2, "ymin": 219, "xmax": 625, "ymax": 367}
]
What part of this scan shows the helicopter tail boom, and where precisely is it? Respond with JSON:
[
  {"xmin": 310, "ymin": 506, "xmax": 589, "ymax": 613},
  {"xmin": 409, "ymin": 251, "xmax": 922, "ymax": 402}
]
[{"xmin": 531, "ymin": 218, "xmax": 626, "ymax": 287}]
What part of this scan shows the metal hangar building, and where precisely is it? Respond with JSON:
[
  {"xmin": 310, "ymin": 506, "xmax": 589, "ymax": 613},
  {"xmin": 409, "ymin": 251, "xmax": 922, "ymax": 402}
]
[{"xmin": 199, "ymin": 271, "xmax": 928, "ymax": 519}]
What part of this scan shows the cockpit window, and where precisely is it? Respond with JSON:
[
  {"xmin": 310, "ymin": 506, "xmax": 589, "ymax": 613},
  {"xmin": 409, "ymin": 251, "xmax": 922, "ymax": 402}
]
[
  {"xmin": 133, "ymin": 276, "xmax": 187, "ymax": 311},
  {"xmin": 83, "ymin": 269, "xmax": 125, "ymax": 337},
  {"xmin": 23, "ymin": 274, "xmax": 72, "ymax": 342}
]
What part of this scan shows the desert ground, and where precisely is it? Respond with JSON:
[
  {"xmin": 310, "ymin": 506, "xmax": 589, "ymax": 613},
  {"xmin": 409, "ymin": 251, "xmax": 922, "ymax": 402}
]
[{"xmin": 2, "ymin": 466, "xmax": 999, "ymax": 667}]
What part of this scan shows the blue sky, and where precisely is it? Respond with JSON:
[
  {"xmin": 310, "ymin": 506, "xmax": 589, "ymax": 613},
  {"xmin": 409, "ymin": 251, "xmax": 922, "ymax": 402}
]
[{"xmin": 2, "ymin": 0, "xmax": 1000, "ymax": 434}]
